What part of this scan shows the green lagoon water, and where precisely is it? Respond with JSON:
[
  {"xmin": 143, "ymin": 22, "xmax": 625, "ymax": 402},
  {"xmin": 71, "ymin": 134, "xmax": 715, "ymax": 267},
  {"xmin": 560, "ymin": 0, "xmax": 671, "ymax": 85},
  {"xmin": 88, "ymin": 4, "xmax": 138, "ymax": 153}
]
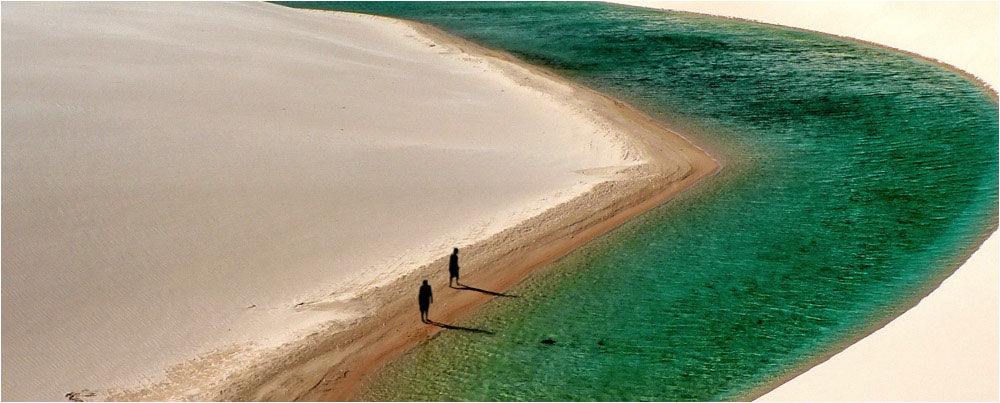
[{"xmin": 281, "ymin": 2, "xmax": 999, "ymax": 400}]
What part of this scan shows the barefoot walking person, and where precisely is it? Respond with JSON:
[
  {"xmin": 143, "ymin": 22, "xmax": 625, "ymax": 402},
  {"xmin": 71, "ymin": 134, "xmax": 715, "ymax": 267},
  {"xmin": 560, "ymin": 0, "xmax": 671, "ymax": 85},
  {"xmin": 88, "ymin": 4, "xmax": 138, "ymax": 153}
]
[
  {"xmin": 418, "ymin": 280, "xmax": 433, "ymax": 323},
  {"xmin": 449, "ymin": 247, "xmax": 460, "ymax": 287}
]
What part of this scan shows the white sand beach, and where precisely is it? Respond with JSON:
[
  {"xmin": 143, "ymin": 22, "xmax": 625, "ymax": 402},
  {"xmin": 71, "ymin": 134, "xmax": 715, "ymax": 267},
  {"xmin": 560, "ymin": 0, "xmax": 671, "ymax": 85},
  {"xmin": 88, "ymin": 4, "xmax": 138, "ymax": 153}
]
[
  {"xmin": 1, "ymin": 2, "xmax": 641, "ymax": 400},
  {"xmin": 618, "ymin": 2, "xmax": 999, "ymax": 400}
]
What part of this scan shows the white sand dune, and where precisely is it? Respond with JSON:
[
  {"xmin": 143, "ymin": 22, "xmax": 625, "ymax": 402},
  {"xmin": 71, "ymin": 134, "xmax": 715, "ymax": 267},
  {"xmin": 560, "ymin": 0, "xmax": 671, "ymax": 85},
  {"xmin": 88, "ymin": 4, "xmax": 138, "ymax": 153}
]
[
  {"xmin": 616, "ymin": 2, "xmax": 999, "ymax": 400},
  {"xmin": 1, "ymin": 2, "xmax": 637, "ymax": 400}
]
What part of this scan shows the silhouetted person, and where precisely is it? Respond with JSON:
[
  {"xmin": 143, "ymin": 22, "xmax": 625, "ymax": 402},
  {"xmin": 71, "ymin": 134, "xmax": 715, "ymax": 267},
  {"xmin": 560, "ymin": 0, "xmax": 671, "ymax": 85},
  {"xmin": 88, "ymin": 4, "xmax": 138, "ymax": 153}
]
[
  {"xmin": 418, "ymin": 280, "xmax": 433, "ymax": 323},
  {"xmin": 449, "ymin": 247, "xmax": 460, "ymax": 287}
]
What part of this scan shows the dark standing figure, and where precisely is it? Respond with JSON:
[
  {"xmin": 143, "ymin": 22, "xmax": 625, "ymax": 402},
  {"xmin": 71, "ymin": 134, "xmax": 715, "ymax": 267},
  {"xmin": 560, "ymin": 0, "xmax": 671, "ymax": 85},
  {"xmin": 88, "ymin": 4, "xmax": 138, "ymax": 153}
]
[
  {"xmin": 449, "ymin": 247, "xmax": 460, "ymax": 287},
  {"xmin": 418, "ymin": 280, "xmax": 433, "ymax": 323}
]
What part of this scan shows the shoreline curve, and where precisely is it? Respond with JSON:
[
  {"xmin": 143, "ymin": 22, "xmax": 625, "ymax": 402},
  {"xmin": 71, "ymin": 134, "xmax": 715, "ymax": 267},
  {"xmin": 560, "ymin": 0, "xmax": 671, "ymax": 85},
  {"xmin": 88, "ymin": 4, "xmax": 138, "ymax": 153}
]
[
  {"xmin": 119, "ymin": 5, "xmax": 996, "ymax": 401},
  {"xmin": 210, "ymin": 10, "xmax": 721, "ymax": 401}
]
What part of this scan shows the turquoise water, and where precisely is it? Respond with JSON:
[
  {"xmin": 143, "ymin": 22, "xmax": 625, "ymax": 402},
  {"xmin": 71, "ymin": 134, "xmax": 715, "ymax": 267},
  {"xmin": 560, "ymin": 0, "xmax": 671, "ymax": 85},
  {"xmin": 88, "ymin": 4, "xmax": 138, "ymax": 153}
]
[{"xmin": 280, "ymin": 2, "xmax": 999, "ymax": 400}]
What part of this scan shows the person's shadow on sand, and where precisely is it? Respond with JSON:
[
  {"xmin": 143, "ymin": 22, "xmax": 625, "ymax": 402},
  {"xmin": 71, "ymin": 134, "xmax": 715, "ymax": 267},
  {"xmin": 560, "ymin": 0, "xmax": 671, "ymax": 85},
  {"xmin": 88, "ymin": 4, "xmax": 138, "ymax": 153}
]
[
  {"xmin": 426, "ymin": 319, "xmax": 494, "ymax": 335},
  {"xmin": 451, "ymin": 282, "xmax": 518, "ymax": 298}
]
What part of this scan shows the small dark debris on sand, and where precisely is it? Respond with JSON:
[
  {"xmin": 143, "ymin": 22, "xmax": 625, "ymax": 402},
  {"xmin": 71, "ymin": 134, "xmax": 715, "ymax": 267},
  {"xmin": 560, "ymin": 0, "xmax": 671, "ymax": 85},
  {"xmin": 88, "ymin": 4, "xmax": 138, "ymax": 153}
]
[{"xmin": 65, "ymin": 390, "xmax": 95, "ymax": 402}]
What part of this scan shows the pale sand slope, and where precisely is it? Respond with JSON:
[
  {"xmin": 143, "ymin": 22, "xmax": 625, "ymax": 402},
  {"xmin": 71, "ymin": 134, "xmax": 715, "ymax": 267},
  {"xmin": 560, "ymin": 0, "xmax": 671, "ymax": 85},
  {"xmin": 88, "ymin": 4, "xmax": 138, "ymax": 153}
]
[
  {"xmin": 1, "ymin": 2, "xmax": 638, "ymax": 400},
  {"xmin": 616, "ymin": 2, "xmax": 999, "ymax": 400}
]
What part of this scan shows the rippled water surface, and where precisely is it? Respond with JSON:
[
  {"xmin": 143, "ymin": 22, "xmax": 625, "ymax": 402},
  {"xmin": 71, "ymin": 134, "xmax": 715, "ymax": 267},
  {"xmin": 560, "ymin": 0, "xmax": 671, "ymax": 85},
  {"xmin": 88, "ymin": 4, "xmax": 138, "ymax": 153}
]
[{"xmin": 282, "ymin": 2, "xmax": 998, "ymax": 400}]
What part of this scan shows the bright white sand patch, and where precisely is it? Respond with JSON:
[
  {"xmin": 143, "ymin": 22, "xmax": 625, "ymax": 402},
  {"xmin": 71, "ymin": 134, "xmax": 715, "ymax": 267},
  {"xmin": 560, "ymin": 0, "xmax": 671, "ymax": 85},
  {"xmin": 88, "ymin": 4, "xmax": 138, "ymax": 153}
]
[{"xmin": 1, "ymin": 2, "xmax": 635, "ymax": 400}]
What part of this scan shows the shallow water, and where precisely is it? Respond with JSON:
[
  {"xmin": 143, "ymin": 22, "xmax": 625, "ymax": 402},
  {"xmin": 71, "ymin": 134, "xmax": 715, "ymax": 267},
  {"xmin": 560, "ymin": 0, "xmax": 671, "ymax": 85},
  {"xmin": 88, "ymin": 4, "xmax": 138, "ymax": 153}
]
[{"xmin": 282, "ymin": 2, "xmax": 998, "ymax": 400}]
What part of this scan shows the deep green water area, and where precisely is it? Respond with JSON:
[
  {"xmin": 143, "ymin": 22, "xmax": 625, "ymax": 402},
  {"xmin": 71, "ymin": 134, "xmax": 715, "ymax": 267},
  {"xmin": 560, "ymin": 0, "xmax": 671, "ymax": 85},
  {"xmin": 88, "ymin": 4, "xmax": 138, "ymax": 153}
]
[{"xmin": 279, "ymin": 2, "xmax": 998, "ymax": 400}]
